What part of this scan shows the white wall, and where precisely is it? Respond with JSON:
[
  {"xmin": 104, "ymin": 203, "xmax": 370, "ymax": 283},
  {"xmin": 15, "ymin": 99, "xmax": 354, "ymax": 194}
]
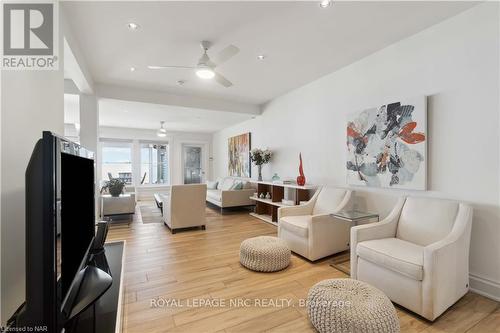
[
  {"xmin": 79, "ymin": 94, "xmax": 99, "ymax": 218},
  {"xmin": 213, "ymin": 3, "xmax": 500, "ymax": 300},
  {"xmin": 1, "ymin": 43, "xmax": 64, "ymax": 325},
  {"xmin": 0, "ymin": 61, "xmax": 3, "ymax": 324},
  {"xmin": 99, "ymin": 126, "xmax": 213, "ymax": 200},
  {"xmin": 80, "ymin": 95, "xmax": 98, "ymax": 153}
]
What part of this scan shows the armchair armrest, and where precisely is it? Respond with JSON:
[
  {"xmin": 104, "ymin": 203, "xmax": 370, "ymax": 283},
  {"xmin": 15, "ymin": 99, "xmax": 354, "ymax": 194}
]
[
  {"xmin": 351, "ymin": 197, "xmax": 405, "ymax": 243},
  {"xmin": 278, "ymin": 204, "xmax": 314, "ymax": 220},
  {"xmin": 162, "ymin": 195, "xmax": 172, "ymax": 225},
  {"xmin": 278, "ymin": 186, "xmax": 322, "ymax": 220},
  {"xmin": 305, "ymin": 213, "xmax": 352, "ymax": 260},
  {"xmin": 332, "ymin": 190, "xmax": 352, "ymax": 213},
  {"xmin": 309, "ymin": 213, "xmax": 339, "ymax": 231},
  {"xmin": 350, "ymin": 197, "xmax": 405, "ymax": 278},
  {"xmin": 307, "ymin": 190, "xmax": 352, "ymax": 229},
  {"xmin": 422, "ymin": 204, "xmax": 473, "ymax": 320}
]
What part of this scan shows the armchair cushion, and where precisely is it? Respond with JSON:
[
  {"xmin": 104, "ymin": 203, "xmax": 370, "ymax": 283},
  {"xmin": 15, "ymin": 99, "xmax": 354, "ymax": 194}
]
[
  {"xmin": 279, "ymin": 215, "xmax": 311, "ymax": 237},
  {"xmin": 397, "ymin": 197, "xmax": 459, "ymax": 246},
  {"xmin": 357, "ymin": 238, "xmax": 424, "ymax": 281}
]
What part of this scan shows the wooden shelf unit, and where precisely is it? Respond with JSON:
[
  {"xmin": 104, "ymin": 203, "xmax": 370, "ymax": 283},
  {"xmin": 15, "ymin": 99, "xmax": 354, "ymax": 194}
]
[{"xmin": 249, "ymin": 181, "xmax": 316, "ymax": 224}]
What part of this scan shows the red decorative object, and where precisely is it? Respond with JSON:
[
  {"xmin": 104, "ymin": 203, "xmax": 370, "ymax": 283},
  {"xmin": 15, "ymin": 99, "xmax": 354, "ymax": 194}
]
[{"xmin": 296, "ymin": 153, "xmax": 306, "ymax": 186}]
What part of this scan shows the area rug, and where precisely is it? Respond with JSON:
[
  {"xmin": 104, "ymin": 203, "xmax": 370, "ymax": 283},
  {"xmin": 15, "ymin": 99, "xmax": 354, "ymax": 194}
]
[{"xmin": 139, "ymin": 203, "xmax": 163, "ymax": 224}]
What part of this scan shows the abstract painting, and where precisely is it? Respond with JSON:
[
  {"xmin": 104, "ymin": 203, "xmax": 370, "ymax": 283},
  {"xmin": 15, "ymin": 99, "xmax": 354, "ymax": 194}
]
[
  {"xmin": 346, "ymin": 96, "xmax": 427, "ymax": 190},
  {"xmin": 228, "ymin": 133, "xmax": 251, "ymax": 178}
]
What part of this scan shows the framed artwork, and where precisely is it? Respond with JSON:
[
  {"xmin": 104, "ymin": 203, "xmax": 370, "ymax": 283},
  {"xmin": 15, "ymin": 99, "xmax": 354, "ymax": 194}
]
[
  {"xmin": 346, "ymin": 96, "xmax": 427, "ymax": 190},
  {"xmin": 228, "ymin": 132, "xmax": 251, "ymax": 178}
]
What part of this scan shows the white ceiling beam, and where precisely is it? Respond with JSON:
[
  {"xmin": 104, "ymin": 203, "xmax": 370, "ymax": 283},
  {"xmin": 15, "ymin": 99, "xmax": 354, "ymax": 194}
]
[
  {"xmin": 64, "ymin": 79, "xmax": 79, "ymax": 95},
  {"xmin": 61, "ymin": 7, "xmax": 94, "ymax": 94},
  {"xmin": 95, "ymin": 83, "xmax": 261, "ymax": 115}
]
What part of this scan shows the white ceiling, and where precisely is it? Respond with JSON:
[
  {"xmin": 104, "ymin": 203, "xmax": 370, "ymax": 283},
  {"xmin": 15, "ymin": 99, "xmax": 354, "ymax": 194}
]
[
  {"xmin": 99, "ymin": 98, "xmax": 254, "ymax": 133},
  {"xmin": 62, "ymin": 1, "xmax": 476, "ymax": 107}
]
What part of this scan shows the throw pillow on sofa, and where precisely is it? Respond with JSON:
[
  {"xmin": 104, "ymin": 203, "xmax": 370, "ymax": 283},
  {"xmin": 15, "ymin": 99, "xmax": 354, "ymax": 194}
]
[
  {"xmin": 219, "ymin": 178, "xmax": 235, "ymax": 190},
  {"xmin": 230, "ymin": 182, "xmax": 243, "ymax": 190},
  {"xmin": 207, "ymin": 180, "xmax": 218, "ymax": 190},
  {"xmin": 241, "ymin": 181, "xmax": 252, "ymax": 189}
]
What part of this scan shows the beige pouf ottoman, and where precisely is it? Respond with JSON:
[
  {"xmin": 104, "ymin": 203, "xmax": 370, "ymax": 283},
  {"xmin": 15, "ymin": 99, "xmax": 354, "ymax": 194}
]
[
  {"xmin": 307, "ymin": 279, "xmax": 400, "ymax": 333},
  {"xmin": 239, "ymin": 236, "xmax": 291, "ymax": 272}
]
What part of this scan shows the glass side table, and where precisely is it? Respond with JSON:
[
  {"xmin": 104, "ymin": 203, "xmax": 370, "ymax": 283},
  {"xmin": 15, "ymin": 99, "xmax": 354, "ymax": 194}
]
[{"xmin": 329, "ymin": 210, "xmax": 379, "ymax": 275}]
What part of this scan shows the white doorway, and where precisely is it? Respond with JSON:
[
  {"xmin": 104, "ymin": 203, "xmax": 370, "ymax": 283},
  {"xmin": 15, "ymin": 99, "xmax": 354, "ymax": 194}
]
[{"xmin": 182, "ymin": 144, "xmax": 206, "ymax": 184}]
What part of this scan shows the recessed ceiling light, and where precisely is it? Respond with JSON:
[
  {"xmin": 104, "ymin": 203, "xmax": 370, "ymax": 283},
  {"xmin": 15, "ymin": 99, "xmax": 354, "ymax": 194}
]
[
  {"xmin": 257, "ymin": 55, "xmax": 266, "ymax": 60},
  {"xmin": 130, "ymin": 66, "xmax": 136, "ymax": 72},
  {"xmin": 319, "ymin": 0, "xmax": 332, "ymax": 8},
  {"xmin": 127, "ymin": 22, "xmax": 139, "ymax": 30}
]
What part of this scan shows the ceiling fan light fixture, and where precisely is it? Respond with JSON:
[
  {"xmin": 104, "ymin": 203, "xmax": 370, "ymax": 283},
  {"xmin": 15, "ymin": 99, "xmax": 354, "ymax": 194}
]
[
  {"xmin": 319, "ymin": 0, "xmax": 332, "ymax": 8},
  {"xmin": 127, "ymin": 22, "xmax": 139, "ymax": 30},
  {"xmin": 196, "ymin": 67, "xmax": 215, "ymax": 79}
]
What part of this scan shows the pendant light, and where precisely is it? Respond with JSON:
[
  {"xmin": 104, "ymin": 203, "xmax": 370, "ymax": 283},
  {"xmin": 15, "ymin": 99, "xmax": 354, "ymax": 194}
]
[{"xmin": 157, "ymin": 121, "xmax": 167, "ymax": 137}]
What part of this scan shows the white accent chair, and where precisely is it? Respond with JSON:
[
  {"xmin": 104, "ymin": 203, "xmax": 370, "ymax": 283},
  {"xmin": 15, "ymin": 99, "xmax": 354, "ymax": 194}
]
[
  {"xmin": 350, "ymin": 197, "xmax": 473, "ymax": 321},
  {"xmin": 101, "ymin": 193, "xmax": 136, "ymax": 217},
  {"xmin": 162, "ymin": 184, "xmax": 207, "ymax": 234},
  {"xmin": 277, "ymin": 187, "xmax": 352, "ymax": 261}
]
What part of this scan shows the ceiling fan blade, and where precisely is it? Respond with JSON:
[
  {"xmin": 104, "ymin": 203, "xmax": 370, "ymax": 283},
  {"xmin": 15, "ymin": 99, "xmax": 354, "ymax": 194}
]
[
  {"xmin": 148, "ymin": 65, "xmax": 195, "ymax": 70},
  {"xmin": 214, "ymin": 72, "xmax": 233, "ymax": 87},
  {"xmin": 213, "ymin": 45, "xmax": 239, "ymax": 65}
]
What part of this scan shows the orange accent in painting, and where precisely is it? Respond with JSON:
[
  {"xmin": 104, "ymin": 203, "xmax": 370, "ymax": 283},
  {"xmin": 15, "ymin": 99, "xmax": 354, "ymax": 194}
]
[
  {"xmin": 399, "ymin": 122, "xmax": 426, "ymax": 144},
  {"xmin": 347, "ymin": 124, "xmax": 360, "ymax": 138}
]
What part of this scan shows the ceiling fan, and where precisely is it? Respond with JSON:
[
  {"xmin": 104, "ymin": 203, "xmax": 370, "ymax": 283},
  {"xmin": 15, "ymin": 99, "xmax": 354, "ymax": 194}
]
[{"xmin": 148, "ymin": 41, "xmax": 239, "ymax": 87}]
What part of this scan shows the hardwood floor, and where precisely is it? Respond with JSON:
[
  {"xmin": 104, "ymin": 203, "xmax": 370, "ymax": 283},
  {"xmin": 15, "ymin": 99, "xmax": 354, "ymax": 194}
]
[{"xmin": 107, "ymin": 203, "xmax": 500, "ymax": 333}]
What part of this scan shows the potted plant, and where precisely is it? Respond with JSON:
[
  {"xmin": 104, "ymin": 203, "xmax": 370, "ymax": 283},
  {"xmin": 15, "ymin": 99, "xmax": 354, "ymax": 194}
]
[
  {"xmin": 250, "ymin": 148, "xmax": 272, "ymax": 181},
  {"xmin": 101, "ymin": 178, "xmax": 126, "ymax": 197}
]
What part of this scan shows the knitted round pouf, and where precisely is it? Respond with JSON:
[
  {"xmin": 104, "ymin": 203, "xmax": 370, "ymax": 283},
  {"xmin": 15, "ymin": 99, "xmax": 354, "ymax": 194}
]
[
  {"xmin": 307, "ymin": 279, "xmax": 400, "ymax": 333},
  {"xmin": 239, "ymin": 236, "xmax": 291, "ymax": 272}
]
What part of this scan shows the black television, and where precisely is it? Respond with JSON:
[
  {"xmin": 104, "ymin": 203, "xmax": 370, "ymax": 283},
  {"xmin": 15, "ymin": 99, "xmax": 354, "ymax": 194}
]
[{"xmin": 16, "ymin": 131, "xmax": 112, "ymax": 332}]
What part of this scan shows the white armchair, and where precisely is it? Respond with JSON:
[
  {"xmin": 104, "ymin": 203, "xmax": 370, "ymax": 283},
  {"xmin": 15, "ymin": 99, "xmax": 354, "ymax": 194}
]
[
  {"xmin": 350, "ymin": 197, "xmax": 473, "ymax": 321},
  {"xmin": 277, "ymin": 187, "xmax": 352, "ymax": 261},
  {"xmin": 162, "ymin": 184, "xmax": 207, "ymax": 234}
]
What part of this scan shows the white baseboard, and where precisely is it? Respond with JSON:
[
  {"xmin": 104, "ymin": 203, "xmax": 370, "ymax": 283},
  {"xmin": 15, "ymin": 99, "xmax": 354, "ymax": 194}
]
[{"xmin": 469, "ymin": 273, "xmax": 500, "ymax": 302}]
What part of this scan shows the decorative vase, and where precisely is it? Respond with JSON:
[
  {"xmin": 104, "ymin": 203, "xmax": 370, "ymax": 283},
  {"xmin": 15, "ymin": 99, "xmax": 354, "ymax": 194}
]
[
  {"xmin": 257, "ymin": 165, "xmax": 263, "ymax": 181},
  {"xmin": 296, "ymin": 153, "xmax": 306, "ymax": 186},
  {"xmin": 272, "ymin": 173, "xmax": 280, "ymax": 181},
  {"xmin": 109, "ymin": 187, "xmax": 122, "ymax": 197}
]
